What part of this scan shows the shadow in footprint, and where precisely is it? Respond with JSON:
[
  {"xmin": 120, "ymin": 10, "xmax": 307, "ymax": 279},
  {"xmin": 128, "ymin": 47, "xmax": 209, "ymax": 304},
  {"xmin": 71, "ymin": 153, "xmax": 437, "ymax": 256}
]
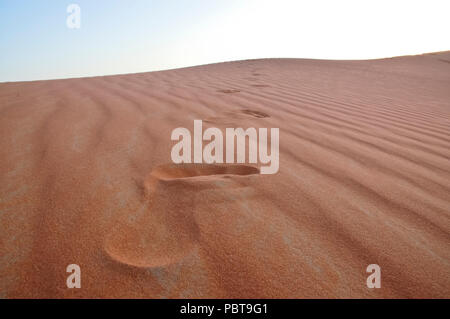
[
  {"xmin": 204, "ymin": 109, "xmax": 270, "ymax": 125},
  {"xmin": 240, "ymin": 109, "xmax": 270, "ymax": 118},
  {"xmin": 218, "ymin": 89, "xmax": 240, "ymax": 94}
]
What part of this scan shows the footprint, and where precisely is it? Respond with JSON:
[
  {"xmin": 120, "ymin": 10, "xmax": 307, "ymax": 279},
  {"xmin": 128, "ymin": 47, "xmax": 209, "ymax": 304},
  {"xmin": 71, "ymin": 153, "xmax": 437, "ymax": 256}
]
[
  {"xmin": 204, "ymin": 109, "xmax": 270, "ymax": 124},
  {"xmin": 240, "ymin": 109, "xmax": 270, "ymax": 118},
  {"xmin": 151, "ymin": 163, "xmax": 260, "ymax": 181},
  {"xmin": 104, "ymin": 164, "xmax": 259, "ymax": 268},
  {"xmin": 217, "ymin": 89, "xmax": 240, "ymax": 94},
  {"xmin": 104, "ymin": 190, "xmax": 199, "ymax": 269}
]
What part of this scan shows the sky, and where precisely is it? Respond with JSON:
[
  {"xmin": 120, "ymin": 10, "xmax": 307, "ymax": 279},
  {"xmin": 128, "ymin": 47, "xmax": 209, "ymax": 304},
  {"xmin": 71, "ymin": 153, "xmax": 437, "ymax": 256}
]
[{"xmin": 0, "ymin": 0, "xmax": 449, "ymax": 82}]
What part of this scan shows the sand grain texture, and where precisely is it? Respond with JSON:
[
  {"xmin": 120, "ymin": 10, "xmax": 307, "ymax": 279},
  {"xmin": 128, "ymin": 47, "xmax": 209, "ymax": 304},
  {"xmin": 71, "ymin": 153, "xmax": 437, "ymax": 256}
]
[{"xmin": 0, "ymin": 52, "xmax": 449, "ymax": 298}]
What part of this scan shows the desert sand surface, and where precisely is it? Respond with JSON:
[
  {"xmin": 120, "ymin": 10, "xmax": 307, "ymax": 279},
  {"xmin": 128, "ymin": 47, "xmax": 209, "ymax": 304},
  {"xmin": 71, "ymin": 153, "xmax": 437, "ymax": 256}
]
[{"xmin": 0, "ymin": 52, "xmax": 449, "ymax": 298}]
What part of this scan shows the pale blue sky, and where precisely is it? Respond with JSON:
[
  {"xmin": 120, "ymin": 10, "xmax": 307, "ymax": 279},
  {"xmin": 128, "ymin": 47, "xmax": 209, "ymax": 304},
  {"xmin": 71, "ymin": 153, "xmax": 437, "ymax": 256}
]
[{"xmin": 1, "ymin": 0, "xmax": 449, "ymax": 82}]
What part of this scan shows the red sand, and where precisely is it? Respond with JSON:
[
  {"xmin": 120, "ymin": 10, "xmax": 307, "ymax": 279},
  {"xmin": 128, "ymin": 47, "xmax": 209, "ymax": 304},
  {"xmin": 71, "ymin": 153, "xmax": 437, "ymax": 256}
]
[{"xmin": 0, "ymin": 52, "xmax": 449, "ymax": 298}]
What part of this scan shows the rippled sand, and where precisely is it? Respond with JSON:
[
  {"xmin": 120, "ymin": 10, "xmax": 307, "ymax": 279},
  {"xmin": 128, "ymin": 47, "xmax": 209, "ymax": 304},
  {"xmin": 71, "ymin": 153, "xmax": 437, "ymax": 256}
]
[{"xmin": 0, "ymin": 52, "xmax": 449, "ymax": 298}]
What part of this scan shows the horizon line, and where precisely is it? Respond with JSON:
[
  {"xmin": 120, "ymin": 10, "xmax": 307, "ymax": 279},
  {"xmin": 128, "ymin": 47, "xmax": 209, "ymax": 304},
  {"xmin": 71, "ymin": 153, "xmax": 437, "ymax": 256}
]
[{"xmin": 2, "ymin": 50, "xmax": 448, "ymax": 84}]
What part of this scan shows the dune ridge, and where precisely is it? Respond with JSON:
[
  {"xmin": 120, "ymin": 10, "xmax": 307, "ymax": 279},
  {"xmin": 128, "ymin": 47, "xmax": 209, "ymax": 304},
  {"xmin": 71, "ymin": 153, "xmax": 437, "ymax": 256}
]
[{"xmin": 0, "ymin": 52, "xmax": 449, "ymax": 298}]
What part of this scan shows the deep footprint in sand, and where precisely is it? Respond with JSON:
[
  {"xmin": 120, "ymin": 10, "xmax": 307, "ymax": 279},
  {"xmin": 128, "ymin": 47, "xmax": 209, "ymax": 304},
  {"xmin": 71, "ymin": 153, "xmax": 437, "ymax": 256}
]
[
  {"xmin": 104, "ymin": 164, "xmax": 259, "ymax": 268},
  {"xmin": 204, "ymin": 109, "xmax": 270, "ymax": 124}
]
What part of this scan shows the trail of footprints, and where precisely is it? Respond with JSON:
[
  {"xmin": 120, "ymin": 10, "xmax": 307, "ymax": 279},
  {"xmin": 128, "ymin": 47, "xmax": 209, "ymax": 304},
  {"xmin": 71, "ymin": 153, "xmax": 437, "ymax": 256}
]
[{"xmin": 105, "ymin": 81, "xmax": 271, "ymax": 268}]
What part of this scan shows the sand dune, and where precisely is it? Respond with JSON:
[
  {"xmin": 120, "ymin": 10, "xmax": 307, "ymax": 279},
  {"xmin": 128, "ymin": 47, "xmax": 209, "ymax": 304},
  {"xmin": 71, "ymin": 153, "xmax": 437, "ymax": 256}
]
[{"xmin": 0, "ymin": 52, "xmax": 449, "ymax": 298}]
